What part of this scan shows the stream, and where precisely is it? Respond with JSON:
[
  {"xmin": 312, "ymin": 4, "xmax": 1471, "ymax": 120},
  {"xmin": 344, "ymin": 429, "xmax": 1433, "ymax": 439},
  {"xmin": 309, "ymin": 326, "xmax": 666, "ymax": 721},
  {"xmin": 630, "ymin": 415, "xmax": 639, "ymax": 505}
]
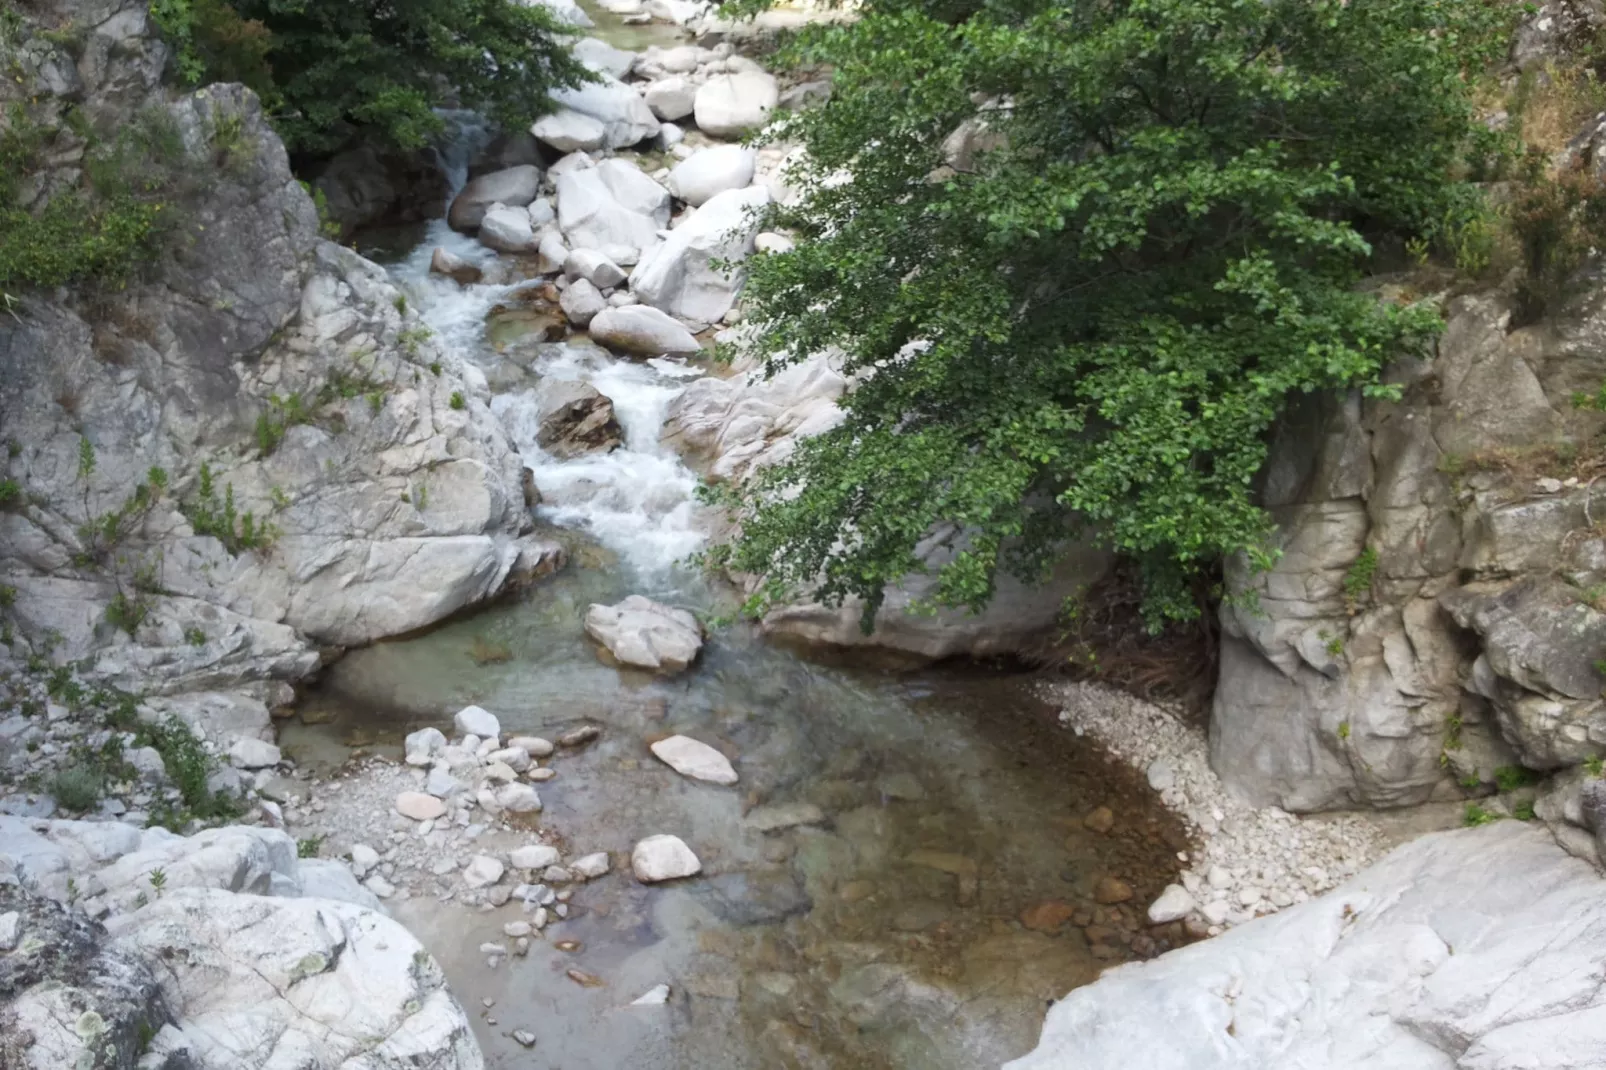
[{"xmin": 279, "ymin": 103, "xmax": 1189, "ymax": 1069}]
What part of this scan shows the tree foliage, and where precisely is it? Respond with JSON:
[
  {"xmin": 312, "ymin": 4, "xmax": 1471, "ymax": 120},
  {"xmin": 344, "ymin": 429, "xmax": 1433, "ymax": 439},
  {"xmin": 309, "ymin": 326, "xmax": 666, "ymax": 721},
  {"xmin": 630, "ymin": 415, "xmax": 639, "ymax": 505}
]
[
  {"xmin": 709, "ymin": 0, "xmax": 1511, "ymax": 629},
  {"xmin": 150, "ymin": 0, "xmax": 590, "ymax": 154}
]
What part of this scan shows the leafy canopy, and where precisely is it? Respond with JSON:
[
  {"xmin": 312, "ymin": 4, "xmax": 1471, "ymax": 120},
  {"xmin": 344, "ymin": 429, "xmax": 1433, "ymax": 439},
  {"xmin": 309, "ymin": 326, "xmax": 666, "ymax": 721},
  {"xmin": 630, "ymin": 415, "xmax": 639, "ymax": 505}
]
[
  {"xmin": 709, "ymin": 0, "xmax": 1509, "ymax": 629},
  {"xmin": 150, "ymin": 0, "xmax": 591, "ymax": 154}
]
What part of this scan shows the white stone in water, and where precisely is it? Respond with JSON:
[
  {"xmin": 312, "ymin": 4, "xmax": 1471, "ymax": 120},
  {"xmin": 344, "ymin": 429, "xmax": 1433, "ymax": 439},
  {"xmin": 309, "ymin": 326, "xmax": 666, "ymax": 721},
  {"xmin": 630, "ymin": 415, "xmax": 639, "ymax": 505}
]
[
  {"xmin": 1146, "ymin": 760, "xmax": 1176, "ymax": 792},
  {"xmin": 479, "ymin": 942, "xmax": 508, "ymax": 955},
  {"xmin": 495, "ymin": 783, "xmax": 543, "ymax": 814},
  {"xmin": 631, "ymin": 983, "xmax": 671, "ymax": 1006},
  {"xmin": 488, "ymin": 747, "xmax": 530, "ymax": 772},
  {"xmin": 532, "ymin": 906, "xmax": 549, "ymax": 929},
  {"xmin": 395, "ymin": 792, "xmax": 447, "ymax": 821},
  {"xmin": 530, "ymin": 767, "xmax": 557, "ymax": 782},
  {"xmin": 513, "ymin": 1030, "xmax": 537, "ymax": 1048},
  {"xmin": 570, "ymin": 852, "xmax": 611, "ymax": 879},
  {"xmin": 455, "ymin": 705, "xmax": 501, "ymax": 739},
  {"xmin": 584, "ymin": 595, "xmax": 705, "ymax": 670},
  {"xmin": 650, "ymin": 735, "xmax": 738, "ymax": 785},
  {"xmin": 503, "ymin": 921, "xmax": 532, "ymax": 938},
  {"xmin": 631, "ymin": 834, "xmax": 701, "ymax": 882},
  {"xmin": 405, "ymin": 727, "xmax": 446, "ymax": 766},
  {"xmin": 509, "ymin": 736, "xmax": 555, "ymax": 758},
  {"xmin": 1147, "ymin": 884, "xmax": 1196, "ymax": 924},
  {"xmin": 542, "ymin": 865, "xmax": 574, "ymax": 884},
  {"xmin": 743, "ymin": 802, "xmax": 824, "ymax": 831},
  {"xmin": 510, "ymin": 844, "xmax": 561, "ymax": 870},
  {"xmin": 463, "ymin": 855, "xmax": 506, "ymax": 888}
]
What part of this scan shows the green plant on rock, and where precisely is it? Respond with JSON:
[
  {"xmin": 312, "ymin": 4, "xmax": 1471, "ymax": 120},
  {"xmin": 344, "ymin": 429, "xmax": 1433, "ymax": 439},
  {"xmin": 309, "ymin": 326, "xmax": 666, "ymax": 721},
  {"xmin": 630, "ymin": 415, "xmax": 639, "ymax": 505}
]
[
  {"xmin": 449, "ymin": 391, "xmax": 465, "ymax": 411},
  {"xmin": 50, "ymin": 763, "xmax": 104, "ymax": 812},
  {"xmin": 105, "ymin": 590, "xmax": 150, "ymax": 637},
  {"xmin": 296, "ymin": 835, "xmax": 325, "ymax": 858},
  {"xmin": 182, "ymin": 462, "xmax": 274, "ymax": 555},
  {"xmin": 1493, "ymin": 765, "xmax": 1539, "ymax": 792},
  {"xmin": 1342, "ymin": 548, "xmax": 1379, "ymax": 615},
  {"xmin": 703, "ymin": 0, "xmax": 1507, "ymax": 631},
  {"xmin": 1463, "ymin": 803, "xmax": 1499, "ymax": 827},
  {"xmin": 1586, "ymin": 754, "xmax": 1604, "ymax": 778}
]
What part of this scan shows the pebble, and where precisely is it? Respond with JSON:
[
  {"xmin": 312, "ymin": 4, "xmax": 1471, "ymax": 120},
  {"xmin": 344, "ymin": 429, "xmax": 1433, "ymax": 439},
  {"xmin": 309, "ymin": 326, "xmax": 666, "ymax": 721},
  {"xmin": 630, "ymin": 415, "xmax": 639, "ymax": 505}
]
[
  {"xmin": 1146, "ymin": 884, "xmax": 1195, "ymax": 924},
  {"xmin": 567, "ymin": 968, "xmax": 604, "ymax": 987},
  {"xmin": 1082, "ymin": 806, "xmax": 1115, "ymax": 834},
  {"xmin": 503, "ymin": 921, "xmax": 532, "ymax": 938},
  {"xmin": 510, "ymin": 844, "xmax": 560, "ymax": 870},
  {"xmin": 513, "ymin": 1030, "xmax": 536, "ymax": 1047},
  {"xmin": 570, "ymin": 852, "xmax": 611, "ymax": 879},
  {"xmin": 1093, "ymin": 877, "xmax": 1134, "ymax": 905},
  {"xmin": 558, "ymin": 725, "xmax": 601, "ymax": 748},
  {"xmin": 510, "ymin": 736, "xmax": 555, "ymax": 758},
  {"xmin": 631, "ymin": 834, "xmax": 701, "ymax": 882},
  {"xmin": 463, "ymin": 856, "xmax": 506, "ymax": 888}
]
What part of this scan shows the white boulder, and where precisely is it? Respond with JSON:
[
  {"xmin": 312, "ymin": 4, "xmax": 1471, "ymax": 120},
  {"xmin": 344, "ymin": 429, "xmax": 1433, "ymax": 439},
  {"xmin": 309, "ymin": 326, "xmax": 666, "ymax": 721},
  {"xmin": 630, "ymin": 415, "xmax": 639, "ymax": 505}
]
[
  {"xmin": 550, "ymin": 75, "xmax": 660, "ymax": 149},
  {"xmin": 665, "ymin": 144, "xmax": 756, "ymax": 207},
  {"xmin": 632, "ymin": 184, "xmax": 770, "ymax": 324},
  {"xmin": 509, "ymin": 735, "xmax": 555, "ymax": 758},
  {"xmin": 405, "ymin": 727, "xmax": 447, "ymax": 766},
  {"xmin": 588, "ymin": 306, "xmax": 702, "ymax": 358},
  {"xmin": 573, "ymin": 37, "xmax": 636, "ymax": 79},
  {"xmin": 571, "ymin": 852, "xmax": 611, "ymax": 879},
  {"xmin": 584, "ymin": 595, "xmax": 705, "ymax": 672},
  {"xmin": 227, "ymin": 738, "xmax": 280, "ymax": 770},
  {"xmin": 510, "ymin": 844, "xmax": 561, "ymax": 870},
  {"xmin": 693, "ymin": 72, "xmax": 779, "ymax": 138},
  {"xmin": 631, "ymin": 834, "xmax": 701, "ymax": 882},
  {"xmin": 531, "ymin": 109, "xmax": 607, "ymax": 154},
  {"xmin": 560, "ymin": 278, "xmax": 608, "ymax": 327},
  {"xmin": 478, "ymin": 204, "xmax": 540, "ymax": 253},
  {"xmin": 564, "ymin": 248, "xmax": 629, "ymax": 288},
  {"xmin": 462, "ymin": 855, "xmax": 506, "ymax": 888},
  {"xmin": 645, "ymin": 76, "xmax": 697, "ymax": 121},
  {"xmin": 454, "ymin": 705, "xmax": 501, "ymax": 739},
  {"xmin": 650, "ymin": 735, "xmax": 738, "ymax": 785},
  {"xmin": 555, "ymin": 160, "xmax": 670, "ymax": 265},
  {"xmin": 1146, "ymin": 884, "xmax": 1195, "ymax": 924}
]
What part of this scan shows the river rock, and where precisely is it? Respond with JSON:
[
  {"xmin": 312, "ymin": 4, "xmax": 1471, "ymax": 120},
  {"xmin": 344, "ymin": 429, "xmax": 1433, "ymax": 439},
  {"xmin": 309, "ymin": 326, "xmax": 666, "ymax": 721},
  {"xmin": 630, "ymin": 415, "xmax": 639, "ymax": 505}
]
[
  {"xmin": 588, "ymin": 306, "xmax": 703, "ymax": 358},
  {"xmin": 565, "ymin": 248, "xmax": 629, "ymax": 288},
  {"xmin": 632, "ymin": 184, "xmax": 770, "ymax": 325},
  {"xmin": 549, "ymin": 74, "xmax": 660, "ymax": 149},
  {"xmin": 665, "ymin": 144, "xmax": 757, "ymax": 207},
  {"xmin": 555, "ymin": 160, "xmax": 669, "ymax": 265},
  {"xmin": 650, "ymin": 735, "xmax": 739, "ymax": 785},
  {"xmin": 694, "ymin": 72, "xmax": 779, "ymax": 138},
  {"xmin": 228, "ymin": 738, "xmax": 281, "ymax": 770},
  {"xmin": 448, "ymin": 164, "xmax": 542, "ymax": 231},
  {"xmin": 499, "ymin": 783, "xmax": 544, "ymax": 813},
  {"xmin": 585, "ymin": 595, "xmax": 705, "ymax": 672},
  {"xmin": 463, "ymin": 855, "xmax": 506, "ymax": 889},
  {"xmin": 533, "ymin": 110, "xmax": 608, "ymax": 153},
  {"xmin": 1008, "ymin": 823, "xmax": 1606, "ymax": 1070},
  {"xmin": 573, "ymin": 36, "xmax": 637, "ymax": 79},
  {"xmin": 430, "ymin": 246, "xmax": 484, "ymax": 284},
  {"xmin": 455, "ymin": 705, "xmax": 501, "ymax": 739},
  {"xmin": 395, "ymin": 792, "xmax": 447, "ymax": 821},
  {"xmin": 406, "ymin": 728, "xmax": 447, "ymax": 767},
  {"xmin": 1093, "ymin": 876, "xmax": 1134, "ymax": 905},
  {"xmin": 744, "ymin": 802, "xmax": 826, "ymax": 831},
  {"xmin": 349, "ymin": 844, "xmax": 380, "ymax": 879},
  {"xmin": 511, "ymin": 844, "xmax": 561, "ymax": 870},
  {"xmin": 510, "ymin": 735, "xmax": 555, "ymax": 758},
  {"xmin": 643, "ymin": 79, "xmax": 694, "ymax": 125},
  {"xmin": 536, "ymin": 379, "xmax": 624, "ymax": 456},
  {"xmin": 478, "ymin": 203, "xmax": 541, "ymax": 253},
  {"xmin": 1146, "ymin": 885, "xmax": 1195, "ymax": 924},
  {"xmin": 538, "ymin": 228, "xmax": 570, "ymax": 273},
  {"xmin": 631, "ymin": 835, "xmax": 701, "ymax": 882},
  {"xmin": 571, "ymin": 852, "xmax": 611, "ymax": 879}
]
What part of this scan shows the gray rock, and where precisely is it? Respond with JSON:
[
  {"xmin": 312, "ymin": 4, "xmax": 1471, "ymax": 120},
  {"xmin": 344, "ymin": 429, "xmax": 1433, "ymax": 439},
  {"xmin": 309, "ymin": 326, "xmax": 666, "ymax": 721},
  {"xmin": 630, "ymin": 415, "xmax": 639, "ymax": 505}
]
[
  {"xmin": 564, "ymin": 248, "xmax": 628, "ymax": 288},
  {"xmin": 573, "ymin": 37, "xmax": 637, "ymax": 79},
  {"xmin": 1146, "ymin": 884, "xmax": 1195, "ymax": 924},
  {"xmin": 693, "ymin": 72, "xmax": 779, "ymax": 138},
  {"xmin": 665, "ymin": 145, "xmax": 757, "ymax": 207},
  {"xmin": 430, "ymin": 246, "xmax": 484, "ymax": 284},
  {"xmin": 479, "ymin": 203, "xmax": 541, "ymax": 253},
  {"xmin": 559, "ymin": 278, "xmax": 608, "ymax": 328},
  {"xmin": 570, "ymin": 852, "xmax": 611, "ymax": 879},
  {"xmin": 536, "ymin": 379, "xmax": 624, "ymax": 457},
  {"xmin": 463, "ymin": 855, "xmax": 505, "ymax": 889},
  {"xmin": 650, "ymin": 734, "xmax": 738, "ymax": 785},
  {"xmin": 228, "ymin": 738, "xmax": 281, "ymax": 770},
  {"xmin": 547, "ymin": 75, "xmax": 660, "ymax": 150},
  {"xmin": 454, "ymin": 705, "xmax": 501, "ymax": 739},
  {"xmin": 633, "ymin": 184, "xmax": 769, "ymax": 323},
  {"xmin": 555, "ymin": 159, "xmax": 670, "ymax": 265},
  {"xmin": 588, "ymin": 306, "xmax": 703, "ymax": 358},
  {"xmin": 584, "ymin": 595, "xmax": 705, "ymax": 672},
  {"xmin": 532, "ymin": 109, "xmax": 608, "ymax": 153},
  {"xmin": 405, "ymin": 727, "xmax": 447, "ymax": 766},
  {"xmin": 448, "ymin": 164, "xmax": 542, "ymax": 231},
  {"xmin": 645, "ymin": 76, "xmax": 697, "ymax": 121},
  {"xmin": 510, "ymin": 845, "xmax": 560, "ymax": 870},
  {"xmin": 631, "ymin": 835, "xmax": 701, "ymax": 882},
  {"xmin": 395, "ymin": 792, "xmax": 447, "ymax": 821}
]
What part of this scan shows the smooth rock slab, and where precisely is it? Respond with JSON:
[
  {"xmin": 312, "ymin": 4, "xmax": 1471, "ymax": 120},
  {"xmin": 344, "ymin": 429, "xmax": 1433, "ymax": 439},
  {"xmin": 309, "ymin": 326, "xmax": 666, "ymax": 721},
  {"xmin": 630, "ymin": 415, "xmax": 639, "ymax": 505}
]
[
  {"xmin": 454, "ymin": 705, "xmax": 501, "ymax": 739},
  {"xmin": 665, "ymin": 144, "xmax": 756, "ymax": 207},
  {"xmin": 584, "ymin": 595, "xmax": 705, "ymax": 672},
  {"xmin": 650, "ymin": 735, "xmax": 738, "ymax": 785},
  {"xmin": 395, "ymin": 792, "xmax": 448, "ymax": 821},
  {"xmin": 631, "ymin": 835, "xmax": 701, "ymax": 883}
]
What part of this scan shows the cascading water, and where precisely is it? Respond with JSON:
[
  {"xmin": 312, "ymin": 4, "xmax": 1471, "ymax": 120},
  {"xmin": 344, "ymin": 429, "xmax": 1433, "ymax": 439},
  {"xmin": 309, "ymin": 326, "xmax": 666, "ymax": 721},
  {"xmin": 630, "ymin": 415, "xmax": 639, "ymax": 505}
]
[{"xmin": 292, "ymin": 109, "xmax": 1186, "ymax": 1070}]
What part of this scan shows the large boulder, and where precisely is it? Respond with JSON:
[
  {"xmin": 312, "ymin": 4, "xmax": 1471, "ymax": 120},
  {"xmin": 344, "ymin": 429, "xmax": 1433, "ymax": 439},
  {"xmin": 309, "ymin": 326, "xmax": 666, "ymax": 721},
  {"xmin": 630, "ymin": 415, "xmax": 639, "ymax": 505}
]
[
  {"xmin": 693, "ymin": 71, "xmax": 780, "ymax": 138},
  {"xmin": 477, "ymin": 203, "xmax": 541, "ymax": 253},
  {"xmin": 554, "ymin": 159, "xmax": 671, "ymax": 266},
  {"xmin": 632, "ymin": 184, "xmax": 770, "ymax": 324},
  {"xmin": 1008, "ymin": 823, "xmax": 1606, "ymax": 1070},
  {"xmin": 535, "ymin": 380, "xmax": 624, "ymax": 458},
  {"xmin": 644, "ymin": 76, "xmax": 698, "ymax": 122},
  {"xmin": 666, "ymin": 144, "xmax": 757, "ymax": 207},
  {"xmin": 548, "ymin": 75, "xmax": 660, "ymax": 150},
  {"xmin": 309, "ymin": 140, "xmax": 449, "ymax": 233},
  {"xmin": 572, "ymin": 37, "xmax": 637, "ymax": 79},
  {"xmin": 447, "ymin": 164, "xmax": 542, "ymax": 232},
  {"xmin": 584, "ymin": 595, "xmax": 704, "ymax": 672},
  {"xmin": 588, "ymin": 306, "xmax": 703, "ymax": 358},
  {"xmin": 531, "ymin": 109, "xmax": 607, "ymax": 153}
]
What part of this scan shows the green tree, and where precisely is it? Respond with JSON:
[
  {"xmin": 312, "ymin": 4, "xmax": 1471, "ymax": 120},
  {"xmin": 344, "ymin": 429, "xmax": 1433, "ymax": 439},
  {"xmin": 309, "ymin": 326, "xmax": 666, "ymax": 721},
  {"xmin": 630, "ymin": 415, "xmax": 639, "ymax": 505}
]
[
  {"xmin": 709, "ymin": 0, "xmax": 1509, "ymax": 629},
  {"xmin": 152, "ymin": 0, "xmax": 591, "ymax": 154}
]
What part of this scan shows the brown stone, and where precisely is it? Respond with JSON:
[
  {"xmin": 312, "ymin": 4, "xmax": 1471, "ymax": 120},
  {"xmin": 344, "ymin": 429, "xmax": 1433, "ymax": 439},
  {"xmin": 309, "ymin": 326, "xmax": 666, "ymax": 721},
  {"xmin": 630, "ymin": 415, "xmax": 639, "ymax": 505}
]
[
  {"xmin": 1093, "ymin": 876, "xmax": 1135, "ymax": 905},
  {"xmin": 839, "ymin": 880, "xmax": 877, "ymax": 902},
  {"xmin": 1082, "ymin": 924, "xmax": 1117, "ymax": 945},
  {"xmin": 1089, "ymin": 943, "xmax": 1121, "ymax": 960},
  {"xmin": 1082, "ymin": 806, "xmax": 1115, "ymax": 834},
  {"xmin": 1021, "ymin": 900, "xmax": 1077, "ymax": 932}
]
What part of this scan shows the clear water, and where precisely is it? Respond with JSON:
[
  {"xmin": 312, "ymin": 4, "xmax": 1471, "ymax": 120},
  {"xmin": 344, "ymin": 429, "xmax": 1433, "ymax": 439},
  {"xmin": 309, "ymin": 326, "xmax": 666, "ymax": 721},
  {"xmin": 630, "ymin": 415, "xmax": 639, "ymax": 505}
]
[{"xmin": 291, "ymin": 112, "xmax": 1186, "ymax": 1070}]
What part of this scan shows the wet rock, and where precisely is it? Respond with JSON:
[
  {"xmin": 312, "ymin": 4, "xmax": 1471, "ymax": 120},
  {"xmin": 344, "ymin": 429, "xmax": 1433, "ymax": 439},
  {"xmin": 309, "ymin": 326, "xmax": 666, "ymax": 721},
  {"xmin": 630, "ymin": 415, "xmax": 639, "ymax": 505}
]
[
  {"xmin": 1021, "ymin": 900, "xmax": 1077, "ymax": 932},
  {"xmin": 493, "ymin": 784, "xmax": 543, "ymax": 814},
  {"xmin": 1083, "ymin": 806, "xmax": 1115, "ymax": 834},
  {"xmin": 228, "ymin": 738, "xmax": 281, "ymax": 769},
  {"xmin": 537, "ymin": 379, "xmax": 624, "ymax": 457},
  {"xmin": 542, "ymin": 865, "xmax": 574, "ymax": 884},
  {"xmin": 567, "ymin": 968, "xmax": 605, "ymax": 988},
  {"xmin": 588, "ymin": 305, "xmax": 703, "ymax": 358},
  {"xmin": 1147, "ymin": 885, "xmax": 1195, "ymax": 924},
  {"xmin": 564, "ymin": 248, "xmax": 628, "ymax": 288},
  {"xmin": 665, "ymin": 144, "xmax": 757, "ymax": 207},
  {"xmin": 395, "ymin": 792, "xmax": 447, "ymax": 821},
  {"xmin": 903, "ymin": 849, "xmax": 977, "ymax": 877},
  {"xmin": 696, "ymin": 871, "xmax": 812, "ymax": 925},
  {"xmin": 454, "ymin": 705, "xmax": 501, "ymax": 739},
  {"xmin": 571, "ymin": 852, "xmax": 611, "ymax": 879},
  {"xmin": 464, "ymin": 855, "xmax": 506, "ymax": 888},
  {"xmin": 510, "ymin": 736, "xmax": 555, "ymax": 758},
  {"xmin": 650, "ymin": 735, "xmax": 738, "ymax": 785},
  {"xmin": 513, "ymin": 1029, "xmax": 537, "ymax": 1047},
  {"xmin": 694, "ymin": 71, "xmax": 779, "ymax": 138},
  {"xmin": 559, "ymin": 725, "xmax": 602, "ymax": 749},
  {"xmin": 878, "ymin": 772, "xmax": 927, "ymax": 801},
  {"xmin": 891, "ymin": 899, "xmax": 951, "ymax": 932},
  {"xmin": 448, "ymin": 164, "xmax": 542, "ymax": 231},
  {"xmin": 744, "ymin": 802, "xmax": 826, "ymax": 832},
  {"xmin": 631, "ymin": 834, "xmax": 701, "ymax": 882},
  {"xmin": 559, "ymin": 278, "xmax": 608, "ymax": 328},
  {"xmin": 1092, "ymin": 876, "xmax": 1135, "ymax": 905},
  {"xmin": 430, "ymin": 246, "xmax": 484, "ymax": 284},
  {"xmin": 839, "ymin": 880, "xmax": 876, "ymax": 902},
  {"xmin": 405, "ymin": 727, "xmax": 447, "ymax": 766},
  {"xmin": 479, "ymin": 204, "xmax": 541, "ymax": 253},
  {"xmin": 585, "ymin": 595, "xmax": 705, "ymax": 672},
  {"xmin": 510, "ymin": 845, "xmax": 561, "ymax": 870}
]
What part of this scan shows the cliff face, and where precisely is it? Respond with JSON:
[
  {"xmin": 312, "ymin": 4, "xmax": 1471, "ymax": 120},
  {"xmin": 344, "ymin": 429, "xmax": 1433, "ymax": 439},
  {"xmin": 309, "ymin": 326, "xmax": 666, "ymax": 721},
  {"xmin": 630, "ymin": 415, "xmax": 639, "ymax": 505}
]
[
  {"xmin": 0, "ymin": 0, "xmax": 559, "ymax": 711},
  {"xmin": 1212, "ymin": 280, "xmax": 1606, "ymax": 837}
]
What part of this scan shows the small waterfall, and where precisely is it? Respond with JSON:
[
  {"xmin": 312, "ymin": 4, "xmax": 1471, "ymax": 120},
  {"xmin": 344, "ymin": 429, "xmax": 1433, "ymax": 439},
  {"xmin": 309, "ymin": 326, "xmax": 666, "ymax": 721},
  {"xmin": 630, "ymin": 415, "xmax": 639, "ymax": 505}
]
[{"xmin": 432, "ymin": 108, "xmax": 496, "ymax": 196}]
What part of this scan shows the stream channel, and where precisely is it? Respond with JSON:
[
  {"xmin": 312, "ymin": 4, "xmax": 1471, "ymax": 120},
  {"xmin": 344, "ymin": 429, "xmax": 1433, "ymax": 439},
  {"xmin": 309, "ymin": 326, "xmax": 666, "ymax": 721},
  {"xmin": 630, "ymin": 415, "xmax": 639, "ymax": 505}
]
[{"xmin": 280, "ymin": 43, "xmax": 1188, "ymax": 1068}]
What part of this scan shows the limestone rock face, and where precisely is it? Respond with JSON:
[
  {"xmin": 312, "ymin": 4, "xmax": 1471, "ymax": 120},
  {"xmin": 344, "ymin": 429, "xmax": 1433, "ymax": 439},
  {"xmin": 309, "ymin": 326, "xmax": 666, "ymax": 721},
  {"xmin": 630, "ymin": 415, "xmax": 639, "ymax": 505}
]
[
  {"xmin": 584, "ymin": 595, "xmax": 704, "ymax": 673},
  {"xmin": 1008, "ymin": 823, "xmax": 1606, "ymax": 1070},
  {"xmin": 1210, "ymin": 288, "xmax": 1606, "ymax": 810}
]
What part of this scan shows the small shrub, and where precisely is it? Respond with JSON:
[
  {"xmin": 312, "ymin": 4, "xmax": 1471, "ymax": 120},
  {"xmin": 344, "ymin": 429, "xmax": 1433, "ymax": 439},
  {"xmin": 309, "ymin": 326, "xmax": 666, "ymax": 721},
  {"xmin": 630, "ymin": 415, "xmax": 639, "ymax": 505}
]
[
  {"xmin": 105, "ymin": 590, "xmax": 150, "ymax": 636},
  {"xmin": 428, "ymin": 361, "xmax": 442, "ymax": 376},
  {"xmin": 1337, "ymin": 720, "xmax": 1351, "ymax": 741},
  {"xmin": 1514, "ymin": 800, "xmax": 1537, "ymax": 821},
  {"xmin": 296, "ymin": 834, "xmax": 325, "ymax": 858},
  {"xmin": 1493, "ymin": 764, "xmax": 1538, "ymax": 792},
  {"xmin": 1586, "ymin": 754, "xmax": 1605, "ymax": 777},
  {"xmin": 1342, "ymin": 548, "xmax": 1379, "ymax": 614},
  {"xmin": 0, "ymin": 478, "xmax": 19, "ymax": 506},
  {"xmin": 184, "ymin": 626, "xmax": 206, "ymax": 646},
  {"xmin": 51, "ymin": 763, "xmax": 104, "ymax": 811},
  {"xmin": 1463, "ymin": 803, "xmax": 1498, "ymax": 827},
  {"xmin": 393, "ymin": 294, "xmax": 407, "ymax": 315},
  {"xmin": 449, "ymin": 391, "xmax": 465, "ymax": 411},
  {"xmin": 183, "ymin": 462, "xmax": 274, "ymax": 554}
]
